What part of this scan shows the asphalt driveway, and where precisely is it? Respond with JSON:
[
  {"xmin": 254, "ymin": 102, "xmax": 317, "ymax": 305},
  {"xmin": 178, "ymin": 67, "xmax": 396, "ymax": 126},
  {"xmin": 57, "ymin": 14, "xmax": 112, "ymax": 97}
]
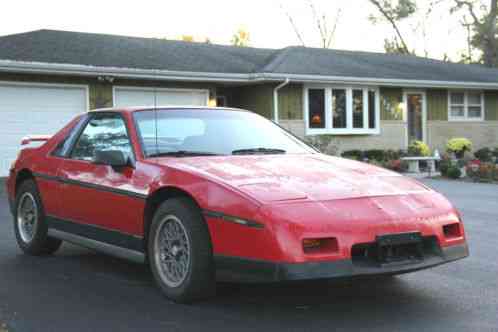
[{"xmin": 0, "ymin": 179, "xmax": 497, "ymax": 332}]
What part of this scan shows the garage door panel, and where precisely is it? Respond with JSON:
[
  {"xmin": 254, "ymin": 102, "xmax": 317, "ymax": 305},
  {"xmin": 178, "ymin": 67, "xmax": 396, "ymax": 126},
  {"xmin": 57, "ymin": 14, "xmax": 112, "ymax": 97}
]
[
  {"xmin": 114, "ymin": 88, "xmax": 208, "ymax": 108},
  {"xmin": 0, "ymin": 83, "xmax": 87, "ymax": 176}
]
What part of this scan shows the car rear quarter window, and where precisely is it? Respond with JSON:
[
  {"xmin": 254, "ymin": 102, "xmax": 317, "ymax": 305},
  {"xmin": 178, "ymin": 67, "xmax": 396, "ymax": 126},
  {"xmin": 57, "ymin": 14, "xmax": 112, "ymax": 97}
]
[{"xmin": 52, "ymin": 115, "xmax": 88, "ymax": 158}]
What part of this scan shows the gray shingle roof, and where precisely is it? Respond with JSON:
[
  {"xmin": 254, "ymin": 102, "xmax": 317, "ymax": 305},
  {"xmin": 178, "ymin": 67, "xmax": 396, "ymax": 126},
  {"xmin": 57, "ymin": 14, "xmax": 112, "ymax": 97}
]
[
  {"xmin": 264, "ymin": 47, "xmax": 498, "ymax": 83},
  {"xmin": 0, "ymin": 29, "xmax": 276, "ymax": 74},
  {"xmin": 1, "ymin": 29, "xmax": 498, "ymax": 84}
]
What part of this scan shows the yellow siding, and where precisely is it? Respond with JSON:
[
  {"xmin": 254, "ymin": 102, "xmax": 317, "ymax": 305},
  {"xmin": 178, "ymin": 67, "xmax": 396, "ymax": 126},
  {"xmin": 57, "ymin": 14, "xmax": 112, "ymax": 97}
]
[{"xmin": 427, "ymin": 89, "xmax": 448, "ymax": 121}]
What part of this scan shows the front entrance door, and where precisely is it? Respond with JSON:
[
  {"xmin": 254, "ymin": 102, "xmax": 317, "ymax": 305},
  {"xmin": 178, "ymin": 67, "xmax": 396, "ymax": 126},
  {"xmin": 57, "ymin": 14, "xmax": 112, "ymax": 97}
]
[{"xmin": 405, "ymin": 91, "xmax": 426, "ymax": 145}]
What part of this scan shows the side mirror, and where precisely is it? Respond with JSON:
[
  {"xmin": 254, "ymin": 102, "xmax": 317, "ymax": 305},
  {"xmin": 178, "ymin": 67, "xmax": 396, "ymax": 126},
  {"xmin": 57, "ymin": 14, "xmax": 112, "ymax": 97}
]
[{"xmin": 93, "ymin": 150, "xmax": 129, "ymax": 168}]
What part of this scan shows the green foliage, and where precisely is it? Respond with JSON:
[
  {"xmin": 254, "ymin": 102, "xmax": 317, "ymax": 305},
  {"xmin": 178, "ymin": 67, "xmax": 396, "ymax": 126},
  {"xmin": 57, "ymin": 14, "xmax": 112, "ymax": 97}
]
[
  {"xmin": 446, "ymin": 137, "xmax": 472, "ymax": 154},
  {"xmin": 385, "ymin": 149, "xmax": 404, "ymax": 160},
  {"xmin": 492, "ymin": 147, "xmax": 498, "ymax": 159},
  {"xmin": 451, "ymin": 0, "xmax": 498, "ymax": 66},
  {"xmin": 368, "ymin": 0, "xmax": 417, "ymax": 54},
  {"xmin": 340, "ymin": 148, "xmax": 409, "ymax": 173},
  {"xmin": 364, "ymin": 149, "xmax": 386, "ymax": 162},
  {"xmin": 474, "ymin": 147, "xmax": 493, "ymax": 162},
  {"xmin": 447, "ymin": 166, "xmax": 462, "ymax": 179},
  {"xmin": 341, "ymin": 150, "xmax": 364, "ymax": 160},
  {"xmin": 440, "ymin": 159, "xmax": 451, "ymax": 176},
  {"xmin": 231, "ymin": 28, "xmax": 250, "ymax": 47},
  {"xmin": 369, "ymin": 0, "xmax": 417, "ymax": 22},
  {"xmin": 408, "ymin": 140, "xmax": 431, "ymax": 157}
]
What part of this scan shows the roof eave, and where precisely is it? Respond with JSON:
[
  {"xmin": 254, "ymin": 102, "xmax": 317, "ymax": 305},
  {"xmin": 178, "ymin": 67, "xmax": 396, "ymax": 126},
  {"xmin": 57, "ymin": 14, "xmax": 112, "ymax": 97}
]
[
  {"xmin": 2, "ymin": 60, "xmax": 498, "ymax": 89},
  {"xmin": 0, "ymin": 60, "xmax": 251, "ymax": 83},
  {"xmin": 259, "ymin": 73, "xmax": 498, "ymax": 90}
]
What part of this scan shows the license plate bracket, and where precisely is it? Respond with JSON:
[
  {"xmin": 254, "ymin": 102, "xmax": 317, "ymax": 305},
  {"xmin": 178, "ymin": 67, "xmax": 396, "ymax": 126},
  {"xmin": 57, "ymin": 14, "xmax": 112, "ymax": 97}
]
[{"xmin": 375, "ymin": 232, "xmax": 424, "ymax": 265}]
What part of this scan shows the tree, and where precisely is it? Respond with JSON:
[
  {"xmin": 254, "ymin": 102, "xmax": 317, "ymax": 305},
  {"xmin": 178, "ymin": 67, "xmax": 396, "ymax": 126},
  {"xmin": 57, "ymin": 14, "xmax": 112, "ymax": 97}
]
[
  {"xmin": 181, "ymin": 35, "xmax": 194, "ymax": 42},
  {"xmin": 231, "ymin": 28, "xmax": 250, "ymax": 47},
  {"xmin": 368, "ymin": 0, "xmax": 417, "ymax": 54},
  {"xmin": 452, "ymin": 0, "xmax": 498, "ymax": 67},
  {"xmin": 281, "ymin": 1, "xmax": 342, "ymax": 48}
]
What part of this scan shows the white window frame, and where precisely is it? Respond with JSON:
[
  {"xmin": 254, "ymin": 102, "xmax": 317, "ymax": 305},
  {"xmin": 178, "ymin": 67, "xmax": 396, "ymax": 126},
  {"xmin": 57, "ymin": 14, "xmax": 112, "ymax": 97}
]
[
  {"xmin": 303, "ymin": 84, "xmax": 380, "ymax": 135},
  {"xmin": 448, "ymin": 90, "xmax": 485, "ymax": 121}
]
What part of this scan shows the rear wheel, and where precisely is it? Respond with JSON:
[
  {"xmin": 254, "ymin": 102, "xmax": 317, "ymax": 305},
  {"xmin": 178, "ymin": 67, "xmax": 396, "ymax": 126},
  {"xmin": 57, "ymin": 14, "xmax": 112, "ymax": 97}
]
[
  {"xmin": 14, "ymin": 179, "xmax": 62, "ymax": 255},
  {"xmin": 148, "ymin": 197, "xmax": 215, "ymax": 303}
]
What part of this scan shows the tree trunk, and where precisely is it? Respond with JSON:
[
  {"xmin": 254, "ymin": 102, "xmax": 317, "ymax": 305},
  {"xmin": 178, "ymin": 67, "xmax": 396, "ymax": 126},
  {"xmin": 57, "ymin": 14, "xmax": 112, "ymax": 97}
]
[{"xmin": 484, "ymin": 0, "xmax": 498, "ymax": 66}]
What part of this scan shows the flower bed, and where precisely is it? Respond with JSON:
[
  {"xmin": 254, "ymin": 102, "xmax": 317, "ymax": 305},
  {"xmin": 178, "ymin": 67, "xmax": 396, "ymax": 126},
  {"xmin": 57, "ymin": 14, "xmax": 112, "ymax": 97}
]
[{"xmin": 439, "ymin": 142, "xmax": 498, "ymax": 183}]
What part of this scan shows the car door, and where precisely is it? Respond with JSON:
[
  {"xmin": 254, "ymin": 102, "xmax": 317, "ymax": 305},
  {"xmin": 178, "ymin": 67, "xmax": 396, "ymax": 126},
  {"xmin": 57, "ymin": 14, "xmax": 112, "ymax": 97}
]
[{"xmin": 57, "ymin": 112, "xmax": 145, "ymax": 237}]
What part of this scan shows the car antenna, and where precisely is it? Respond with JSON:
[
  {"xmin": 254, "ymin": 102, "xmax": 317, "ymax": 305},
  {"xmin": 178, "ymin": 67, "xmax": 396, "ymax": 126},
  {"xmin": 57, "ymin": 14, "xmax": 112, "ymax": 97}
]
[{"xmin": 154, "ymin": 76, "xmax": 158, "ymax": 156}]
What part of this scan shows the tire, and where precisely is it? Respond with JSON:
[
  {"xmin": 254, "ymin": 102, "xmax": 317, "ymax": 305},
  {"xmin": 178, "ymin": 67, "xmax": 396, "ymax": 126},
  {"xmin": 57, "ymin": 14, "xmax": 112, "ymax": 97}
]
[
  {"xmin": 13, "ymin": 179, "xmax": 62, "ymax": 255},
  {"xmin": 148, "ymin": 197, "xmax": 215, "ymax": 303}
]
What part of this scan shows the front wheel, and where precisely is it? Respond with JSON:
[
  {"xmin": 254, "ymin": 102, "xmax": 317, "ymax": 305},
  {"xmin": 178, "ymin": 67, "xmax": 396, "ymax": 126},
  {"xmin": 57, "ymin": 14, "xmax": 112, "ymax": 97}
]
[
  {"xmin": 148, "ymin": 197, "xmax": 215, "ymax": 303},
  {"xmin": 14, "ymin": 179, "xmax": 62, "ymax": 255}
]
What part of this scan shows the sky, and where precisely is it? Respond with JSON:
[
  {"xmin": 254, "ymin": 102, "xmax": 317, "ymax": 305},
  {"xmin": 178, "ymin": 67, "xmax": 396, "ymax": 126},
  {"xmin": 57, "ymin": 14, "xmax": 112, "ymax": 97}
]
[{"xmin": 0, "ymin": 0, "xmax": 474, "ymax": 61}]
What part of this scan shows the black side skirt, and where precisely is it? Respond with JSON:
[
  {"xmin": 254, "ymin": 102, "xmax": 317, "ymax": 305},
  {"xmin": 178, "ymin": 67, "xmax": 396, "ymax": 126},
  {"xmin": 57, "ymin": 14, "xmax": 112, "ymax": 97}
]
[{"xmin": 46, "ymin": 216, "xmax": 145, "ymax": 263}]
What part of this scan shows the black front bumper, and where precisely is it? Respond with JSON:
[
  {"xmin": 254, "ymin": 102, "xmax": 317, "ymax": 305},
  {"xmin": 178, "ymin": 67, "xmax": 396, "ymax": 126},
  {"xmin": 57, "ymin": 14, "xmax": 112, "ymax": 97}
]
[{"xmin": 214, "ymin": 242, "xmax": 469, "ymax": 283}]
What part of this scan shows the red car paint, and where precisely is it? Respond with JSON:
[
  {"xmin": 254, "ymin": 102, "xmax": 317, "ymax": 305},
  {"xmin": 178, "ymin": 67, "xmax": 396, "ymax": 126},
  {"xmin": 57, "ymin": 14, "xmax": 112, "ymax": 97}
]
[{"xmin": 6, "ymin": 108, "xmax": 467, "ymax": 270}]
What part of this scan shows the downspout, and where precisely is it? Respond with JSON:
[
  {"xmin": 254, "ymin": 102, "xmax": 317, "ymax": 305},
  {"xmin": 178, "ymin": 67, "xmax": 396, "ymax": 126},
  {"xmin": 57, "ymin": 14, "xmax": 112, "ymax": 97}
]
[{"xmin": 273, "ymin": 78, "xmax": 290, "ymax": 123}]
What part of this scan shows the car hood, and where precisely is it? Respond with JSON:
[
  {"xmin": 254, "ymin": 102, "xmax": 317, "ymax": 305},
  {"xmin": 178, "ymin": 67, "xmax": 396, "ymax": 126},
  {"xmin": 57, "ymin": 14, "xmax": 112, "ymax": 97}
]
[{"xmin": 160, "ymin": 154, "xmax": 431, "ymax": 203}]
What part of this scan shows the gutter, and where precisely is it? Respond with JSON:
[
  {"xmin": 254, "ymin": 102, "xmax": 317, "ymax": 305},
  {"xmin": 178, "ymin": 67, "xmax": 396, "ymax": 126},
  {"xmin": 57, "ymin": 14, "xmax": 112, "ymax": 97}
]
[
  {"xmin": 2, "ymin": 59, "xmax": 498, "ymax": 90},
  {"xmin": 0, "ymin": 60, "xmax": 250, "ymax": 83},
  {"xmin": 273, "ymin": 78, "xmax": 290, "ymax": 123},
  {"xmin": 259, "ymin": 73, "xmax": 498, "ymax": 90}
]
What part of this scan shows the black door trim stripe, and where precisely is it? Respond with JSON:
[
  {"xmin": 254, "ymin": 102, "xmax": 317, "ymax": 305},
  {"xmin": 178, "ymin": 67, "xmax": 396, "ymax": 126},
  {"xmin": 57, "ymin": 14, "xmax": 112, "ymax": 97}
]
[
  {"xmin": 33, "ymin": 172, "xmax": 147, "ymax": 200},
  {"xmin": 46, "ymin": 215, "xmax": 144, "ymax": 253},
  {"xmin": 34, "ymin": 173, "xmax": 262, "ymax": 229}
]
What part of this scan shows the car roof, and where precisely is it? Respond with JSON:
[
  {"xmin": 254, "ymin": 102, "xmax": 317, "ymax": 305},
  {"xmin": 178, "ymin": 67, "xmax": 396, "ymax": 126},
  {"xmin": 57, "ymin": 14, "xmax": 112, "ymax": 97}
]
[{"xmin": 88, "ymin": 106, "xmax": 250, "ymax": 113}]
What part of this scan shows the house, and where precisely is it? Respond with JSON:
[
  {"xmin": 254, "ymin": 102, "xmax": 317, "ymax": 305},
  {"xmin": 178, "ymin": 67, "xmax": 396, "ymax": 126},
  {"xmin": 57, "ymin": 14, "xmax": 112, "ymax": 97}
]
[{"xmin": 1, "ymin": 29, "xmax": 498, "ymax": 175}]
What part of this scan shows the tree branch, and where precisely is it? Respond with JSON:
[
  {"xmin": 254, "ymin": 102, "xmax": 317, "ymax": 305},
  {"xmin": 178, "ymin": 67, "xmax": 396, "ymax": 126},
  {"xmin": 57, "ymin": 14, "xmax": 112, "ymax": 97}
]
[
  {"xmin": 281, "ymin": 4, "xmax": 306, "ymax": 46},
  {"xmin": 453, "ymin": 0, "xmax": 480, "ymax": 25},
  {"xmin": 369, "ymin": 0, "xmax": 410, "ymax": 53}
]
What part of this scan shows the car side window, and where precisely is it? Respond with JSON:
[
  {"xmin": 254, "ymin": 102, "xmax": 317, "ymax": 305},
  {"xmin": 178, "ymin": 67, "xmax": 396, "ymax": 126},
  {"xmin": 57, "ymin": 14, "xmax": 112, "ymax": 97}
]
[{"xmin": 70, "ymin": 114, "xmax": 133, "ymax": 162}]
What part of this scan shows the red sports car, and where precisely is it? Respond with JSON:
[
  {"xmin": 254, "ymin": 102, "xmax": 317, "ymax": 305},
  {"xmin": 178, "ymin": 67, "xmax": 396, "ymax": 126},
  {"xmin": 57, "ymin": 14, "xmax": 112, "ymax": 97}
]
[{"xmin": 6, "ymin": 107, "xmax": 468, "ymax": 303}]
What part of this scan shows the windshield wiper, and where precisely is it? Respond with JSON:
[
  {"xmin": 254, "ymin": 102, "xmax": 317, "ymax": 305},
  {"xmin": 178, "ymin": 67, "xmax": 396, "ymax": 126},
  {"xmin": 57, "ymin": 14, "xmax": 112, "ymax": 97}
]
[
  {"xmin": 232, "ymin": 148, "xmax": 286, "ymax": 155},
  {"xmin": 148, "ymin": 150, "xmax": 221, "ymax": 158}
]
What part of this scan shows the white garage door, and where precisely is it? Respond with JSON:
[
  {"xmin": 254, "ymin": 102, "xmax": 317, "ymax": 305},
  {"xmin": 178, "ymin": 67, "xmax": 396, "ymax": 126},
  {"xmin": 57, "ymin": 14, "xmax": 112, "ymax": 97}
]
[
  {"xmin": 0, "ymin": 83, "xmax": 87, "ymax": 176},
  {"xmin": 114, "ymin": 87, "xmax": 209, "ymax": 108}
]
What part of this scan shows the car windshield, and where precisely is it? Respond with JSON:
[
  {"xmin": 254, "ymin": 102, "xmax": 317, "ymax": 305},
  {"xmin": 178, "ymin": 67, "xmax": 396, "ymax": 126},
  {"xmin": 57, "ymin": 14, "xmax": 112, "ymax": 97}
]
[{"xmin": 133, "ymin": 109, "xmax": 315, "ymax": 157}]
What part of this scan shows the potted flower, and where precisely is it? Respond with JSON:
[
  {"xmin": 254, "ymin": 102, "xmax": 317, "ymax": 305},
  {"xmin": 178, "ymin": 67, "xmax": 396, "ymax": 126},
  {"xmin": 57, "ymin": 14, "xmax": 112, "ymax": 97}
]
[
  {"xmin": 408, "ymin": 140, "xmax": 430, "ymax": 157},
  {"xmin": 446, "ymin": 138, "xmax": 472, "ymax": 159}
]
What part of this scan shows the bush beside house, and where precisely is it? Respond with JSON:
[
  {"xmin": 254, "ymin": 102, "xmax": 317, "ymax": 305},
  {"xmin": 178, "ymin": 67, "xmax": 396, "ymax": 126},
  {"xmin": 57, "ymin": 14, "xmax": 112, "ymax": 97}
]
[{"xmin": 306, "ymin": 134, "xmax": 497, "ymax": 184}]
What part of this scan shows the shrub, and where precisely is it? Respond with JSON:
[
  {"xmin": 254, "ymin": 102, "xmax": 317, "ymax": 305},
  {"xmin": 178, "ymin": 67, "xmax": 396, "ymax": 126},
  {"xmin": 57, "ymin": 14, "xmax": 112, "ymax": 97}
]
[
  {"xmin": 474, "ymin": 147, "xmax": 492, "ymax": 162},
  {"xmin": 466, "ymin": 160, "xmax": 480, "ymax": 181},
  {"xmin": 492, "ymin": 147, "xmax": 498, "ymax": 159},
  {"xmin": 408, "ymin": 140, "xmax": 430, "ymax": 157},
  {"xmin": 364, "ymin": 149, "xmax": 386, "ymax": 162},
  {"xmin": 384, "ymin": 159, "xmax": 409, "ymax": 172},
  {"xmin": 446, "ymin": 138, "xmax": 472, "ymax": 157},
  {"xmin": 341, "ymin": 150, "xmax": 363, "ymax": 160},
  {"xmin": 478, "ymin": 163, "xmax": 494, "ymax": 182},
  {"xmin": 440, "ymin": 159, "xmax": 450, "ymax": 176},
  {"xmin": 384, "ymin": 149, "xmax": 402, "ymax": 160},
  {"xmin": 446, "ymin": 166, "xmax": 462, "ymax": 179}
]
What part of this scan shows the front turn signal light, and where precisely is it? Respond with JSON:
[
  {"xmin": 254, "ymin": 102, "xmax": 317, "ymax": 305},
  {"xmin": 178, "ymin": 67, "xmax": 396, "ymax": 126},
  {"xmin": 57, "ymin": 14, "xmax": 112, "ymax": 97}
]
[
  {"xmin": 303, "ymin": 237, "xmax": 339, "ymax": 254},
  {"xmin": 443, "ymin": 223, "xmax": 462, "ymax": 239}
]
